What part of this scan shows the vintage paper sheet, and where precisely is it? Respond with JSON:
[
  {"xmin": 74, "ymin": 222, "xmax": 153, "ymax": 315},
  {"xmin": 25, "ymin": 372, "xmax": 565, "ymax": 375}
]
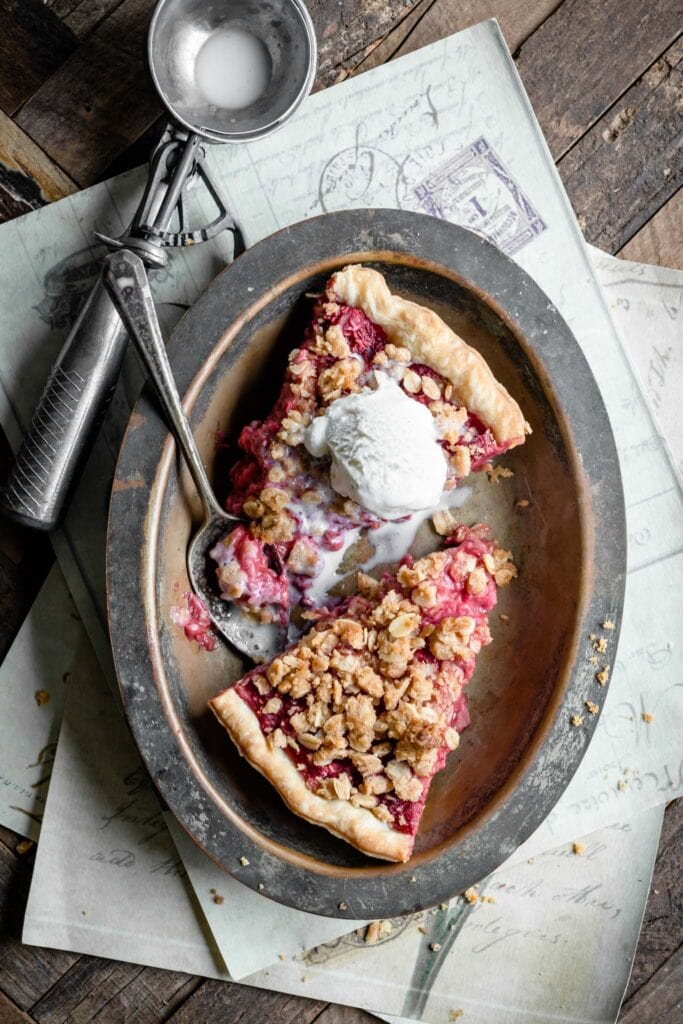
[
  {"xmin": 22, "ymin": 641, "xmax": 664, "ymax": 1023},
  {"xmin": 0, "ymin": 566, "xmax": 81, "ymax": 840},
  {"xmin": 592, "ymin": 249, "xmax": 682, "ymax": 477}
]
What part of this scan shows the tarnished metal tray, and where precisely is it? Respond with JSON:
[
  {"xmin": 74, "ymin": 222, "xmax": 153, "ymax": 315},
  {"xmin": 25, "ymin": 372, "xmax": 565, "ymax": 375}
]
[{"xmin": 107, "ymin": 210, "xmax": 625, "ymax": 919}]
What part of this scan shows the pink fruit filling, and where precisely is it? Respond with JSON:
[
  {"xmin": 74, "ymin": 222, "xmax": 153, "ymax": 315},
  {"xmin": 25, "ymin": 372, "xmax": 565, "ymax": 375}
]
[{"xmin": 229, "ymin": 527, "xmax": 499, "ymax": 836}]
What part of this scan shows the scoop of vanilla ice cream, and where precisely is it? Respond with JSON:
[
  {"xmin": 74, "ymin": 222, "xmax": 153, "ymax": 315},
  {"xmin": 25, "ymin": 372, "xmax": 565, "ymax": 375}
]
[{"xmin": 303, "ymin": 375, "xmax": 448, "ymax": 520}]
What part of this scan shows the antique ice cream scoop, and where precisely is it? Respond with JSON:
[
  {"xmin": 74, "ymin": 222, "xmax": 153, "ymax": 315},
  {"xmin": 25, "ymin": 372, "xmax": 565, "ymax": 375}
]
[{"xmin": 1, "ymin": 0, "xmax": 316, "ymax": 532}]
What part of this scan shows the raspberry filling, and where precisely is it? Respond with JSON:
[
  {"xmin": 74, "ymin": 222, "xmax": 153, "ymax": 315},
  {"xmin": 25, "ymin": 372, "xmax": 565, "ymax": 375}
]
[
  {"xmin": 211, "ymin": 283, "xmax": 517, "ymax": 624},
  {"xmin": 229, "ymin": 527, "xmax": 504, "ymax": 836}
]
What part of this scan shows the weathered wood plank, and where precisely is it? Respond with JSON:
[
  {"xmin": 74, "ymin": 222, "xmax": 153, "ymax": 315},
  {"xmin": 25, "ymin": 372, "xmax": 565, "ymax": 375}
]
[
  {"xmin": 620, "ymin": 943, "xmax": 683, "ymax": 1023},
  {"xmin": 0, "ymin": 989, "xmax": 33, "ymax": 1024},
  {"xmin": 0, "ymin": 842, "xmax": 77, "ymax": 1010},
  {"xmin": 312, "ymin": 0, "xmax": 423, "ymax": 90},
  {"xmin": 619, "ymin": 190, "xmax": 683, "ymax": 270},
  {"xmin": 558, "ymin": 37, "xmax": 683, "ymax": 254},
  {"xmin": 350, "ymin": 0, "xmax": 560, "ymax": 80},
  {"xmin": 63, "ymin": 1, "xmax": 129, "ymax": 40},
  {"xmin": 0, "ymin": 112, "xmax": 77, "ymax": 222},
  {"xmin": 31, "ymin": 958, "xmax": 199, "ymax": 1024},
  {"xmin": 313, "ymin": 1004, "xmax": 382, "ymax": 1024},
  {"xmin": 516, "ymin": 0, "xmax": 682, "ymax": 160},
  {"xmin": 14, "ymin": 0, "xmax": 162, "ymax": 187},
  {"xmin": 165, "ymin": 981, "xmax": 326, "ymax": 1024},
  {"xmin": 624, "ymin": 800, "xmax": 683, "ymax": 1001},
  {"xmin": 0, "ymin": 0, "xmax": 77, "ymax": 117}
]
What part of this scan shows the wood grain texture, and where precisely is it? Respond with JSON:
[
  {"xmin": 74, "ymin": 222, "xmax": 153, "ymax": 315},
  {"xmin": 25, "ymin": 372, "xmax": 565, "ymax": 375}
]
[
  {"xmin": 619, "ymin": 189, "xmax": 683, "ymax": 270},
  {"xmin": 0, "ymin": 113, "xmax": 76, "ymax": 222},
  {"xmin": 314, "ymin": 1005, "xmax": 382, "ymax": 1024},
  {"xmin": 558, "ymin": 36, "xmax": 683, "ymax": 253},
  {"xmin": 30, "ymin": 959, "xmax": 198, "ymax": 1024},
  {"xmin": 164, "ymin": 982, "xmax": 326, "ymax": 1024},
  {"xmin": 62, "ymin": 1, "xmax": 128, "ymax": 40},
  {"xmin": 14, "ymin": 0, "xmax": 162, "ymax": 187},
  {"xmin": 516, "ymin": 0, "xmax": 683, "ymax": 160},
  {"xmin": 349, "ymin": 0, "xmax": 560, "ymax": 79},
  {"xmin": 624, "ymin": 800, "xmax": 683, "ymax": 1001},
  {"xmin": 621, "ymin": 943, "xmax": 683, "ymax": 1023},
  {"xmin": 0, "ymin": 990, "xmax": 33, "ymax": 1024},
  {"xmin": 0, "ymin": 843, "xmax": 77, "ymax": 1010},
  {"xmin": 311, "ymin": 0, "xmax": 422, "ymax": 89},
  {"xmin": 0, "ymin": 0, "xmax": 77, "ymax": 117}
]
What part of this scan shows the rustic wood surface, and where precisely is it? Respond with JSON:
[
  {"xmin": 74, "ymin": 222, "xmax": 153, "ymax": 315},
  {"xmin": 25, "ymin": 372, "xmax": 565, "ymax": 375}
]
[{"xmin": 0, "ymin": 0, "xmax": 681, "ymax": 1021}]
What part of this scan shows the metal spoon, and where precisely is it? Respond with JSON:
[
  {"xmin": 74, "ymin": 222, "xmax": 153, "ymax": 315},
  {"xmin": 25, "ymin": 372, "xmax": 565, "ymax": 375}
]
[{"xmin": 103, "ymin": 249, "xmax": 287, "ymax": 662}]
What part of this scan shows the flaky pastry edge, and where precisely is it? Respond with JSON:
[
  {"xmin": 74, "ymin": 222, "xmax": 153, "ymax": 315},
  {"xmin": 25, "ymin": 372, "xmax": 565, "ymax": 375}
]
[
  {"xmin": 332, "ymin": 265, "xmax": 529, "ymax": 445},
  {"xmin": 209, "ymin": 687, "xmax": 413, "ymax": 863}
]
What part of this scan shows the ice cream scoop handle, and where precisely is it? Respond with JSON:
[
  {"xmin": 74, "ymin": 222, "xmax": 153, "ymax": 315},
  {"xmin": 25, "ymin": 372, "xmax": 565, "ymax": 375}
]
[{"xmin": 0, "ymin": 275, "xmax": 128, "ymax": 531}]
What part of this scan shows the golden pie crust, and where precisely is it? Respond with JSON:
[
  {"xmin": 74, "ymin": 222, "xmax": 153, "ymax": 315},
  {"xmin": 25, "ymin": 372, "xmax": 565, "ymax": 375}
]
[
  {"xmin": 210, "ymin": 688, "xmax": 412, "ymax": 861},
  {"xmin": 332, "ymin": 265, "xmax": 528, "ymax": 445}
]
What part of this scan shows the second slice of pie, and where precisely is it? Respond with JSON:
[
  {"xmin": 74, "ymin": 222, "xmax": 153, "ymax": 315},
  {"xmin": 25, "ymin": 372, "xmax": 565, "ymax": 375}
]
[{"xmin": 209, "ymin": 525, "xmax": 516, "ymax": 862}]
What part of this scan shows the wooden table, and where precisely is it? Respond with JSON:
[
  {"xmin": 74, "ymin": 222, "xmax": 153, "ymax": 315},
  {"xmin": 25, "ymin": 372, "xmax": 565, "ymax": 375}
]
[{"xmin": 0, "ymin": 1, "xmax": 681, "ymax": 1021}]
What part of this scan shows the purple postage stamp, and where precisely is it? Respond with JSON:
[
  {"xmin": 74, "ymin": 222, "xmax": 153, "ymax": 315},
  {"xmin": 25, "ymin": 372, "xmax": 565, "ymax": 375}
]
[{"xmin": 410, "ymin": 137, "xmax": 546, "ymax": 255}]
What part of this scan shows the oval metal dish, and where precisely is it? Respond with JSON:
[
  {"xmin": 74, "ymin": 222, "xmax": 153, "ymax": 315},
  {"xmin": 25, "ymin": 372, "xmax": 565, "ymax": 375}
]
[{"xmin": 107, "ymin": 209, "xmax": 626, "ymax": 919}]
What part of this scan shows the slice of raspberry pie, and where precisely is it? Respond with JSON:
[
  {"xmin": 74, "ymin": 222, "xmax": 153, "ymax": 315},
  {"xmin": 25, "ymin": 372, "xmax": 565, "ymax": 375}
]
[
  {"xmin": 211, "ymin": 266, "xmax": 528, "ymax": 625},
  {"xmin": 209, "ymin": 526, "xmax": 516, "ymax": 862}
]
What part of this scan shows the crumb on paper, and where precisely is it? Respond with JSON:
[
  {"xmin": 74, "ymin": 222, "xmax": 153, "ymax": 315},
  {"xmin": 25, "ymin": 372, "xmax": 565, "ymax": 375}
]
[
  {"xmin": 515, "ymin": 498, "xmax": 530, "ymax": 508},
  {"xmin": 34, "ymin": 689, "xmax": 51, "ymax": 706},
  {"xmin": 618, "ymin": 779, "xmax": 630, "ymax": 792},
  {"xmin": 365, "ymin": 921, "xmax": 381, "ymax": 944},
  {"xmin": 480, "ymin": 895, "xmax": 496, "ymax": 904},
  {"xmin": 486, "ymin": 465, "xmax": 514, "ymax": 484},
  {"xmin": 585, "ymin": 700, "xmax": 600, "ymax": 714},
  {"xmin": 439, "ymin": 902, "xmax": 449, "ymax": 910},
  {"xmin": 571, "ymin": 714, "xmax": 584, "ymax": 727},
  {"xmin": 449, "ymin": 1011, "xmax": 464, "ymax": 1021},
  {"xmin": 572, "ymin": 842, "xmax": 586, "ymax": 855},
  {"xmin": 338, "ymin": 901, "xmax": 348, "ymax": 911},
  {"xmin": 15, "ymin": 839, "xmax": 33, "ymax": 855},
  {"xmin": 430, "ymin": 942, "xmax": 442, "ymax": 952},
  {"xmin": 212, "ymin": 894, "xmax": 224, "ymax": 905},
  {"xmin": 596, "ymin": 666, "xmax": 610, "ymax": 685},
  {"xmin": 603, "ymin": 619, "xmax": 615, "ymax": 630},
  {"xmin": 278, "ymin": 952, "xmax": 286, "ymax": 960},
  {"xmin": 463, "ymin": 887, "xmax": 479, "ymax": 904},
  {"xmin": 417, "ymin": 924, "xmax": 427, "ymax": 934},
  {"xmin": 499, "ymin": 613, "xmax": 510, "ymax": 622},
  {"xmin": 301, "ymin": 975, "xmax": 308, "ymax": 983},
  {"xmin": 642, "ymin": 712, "xmax": 654, "ymax": 723}
]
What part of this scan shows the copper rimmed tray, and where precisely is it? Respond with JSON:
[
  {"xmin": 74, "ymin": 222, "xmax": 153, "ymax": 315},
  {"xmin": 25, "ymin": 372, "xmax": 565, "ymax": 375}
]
[{"xmin": 107, "ymin": 209, "xmax": 625, "ymax": 919}]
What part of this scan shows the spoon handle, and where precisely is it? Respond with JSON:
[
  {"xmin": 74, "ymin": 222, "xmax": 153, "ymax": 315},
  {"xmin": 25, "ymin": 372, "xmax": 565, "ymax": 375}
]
[{"xmin": 103, "ymin": 249, "xmax": 225, "ymax": 520}]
